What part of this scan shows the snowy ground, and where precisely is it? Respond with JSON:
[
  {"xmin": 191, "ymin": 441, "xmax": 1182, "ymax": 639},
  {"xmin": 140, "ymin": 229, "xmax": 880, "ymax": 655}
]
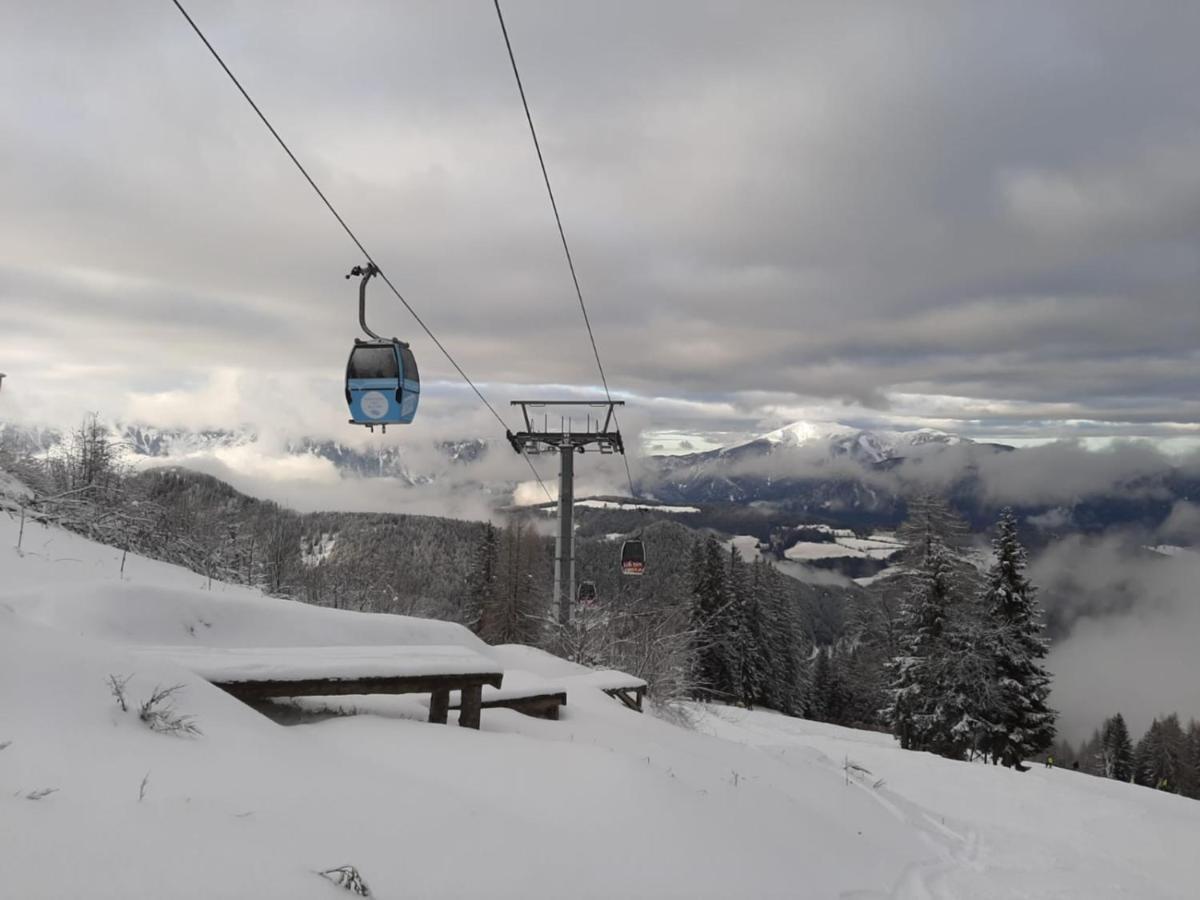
[
  {"xmin": 3, "ymin": 505, "xmax": 1200, "ymax": 898},
  {"xmin": 784, "ymin": 532, "xmax": 903, "ymax": 562},
  {"xmin": 574, "ymin": 499, "xmax": 700, "ymax": 513}
]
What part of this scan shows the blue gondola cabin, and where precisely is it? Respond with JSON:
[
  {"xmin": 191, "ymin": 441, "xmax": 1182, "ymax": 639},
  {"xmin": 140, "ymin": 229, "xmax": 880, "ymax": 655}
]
[{"xmin": 345, "ymin": 339, "xmax": 420, "ymax": 428}]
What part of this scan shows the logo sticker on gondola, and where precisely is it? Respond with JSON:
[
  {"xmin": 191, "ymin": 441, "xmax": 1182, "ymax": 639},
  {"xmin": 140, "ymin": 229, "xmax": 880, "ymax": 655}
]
[{"xmin": 361, "ymin": 391, "xmax": 389, "ymax": 419}]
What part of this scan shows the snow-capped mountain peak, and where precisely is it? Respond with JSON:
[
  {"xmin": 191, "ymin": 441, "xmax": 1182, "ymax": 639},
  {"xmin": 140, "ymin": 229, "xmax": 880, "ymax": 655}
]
[
  {"xmin": 731, "ymin": 420, "xmax": 968, "ymax": 465},
  {"xmin": 760, "ymin": 420, "xmax": 860, "ymax": 446}
]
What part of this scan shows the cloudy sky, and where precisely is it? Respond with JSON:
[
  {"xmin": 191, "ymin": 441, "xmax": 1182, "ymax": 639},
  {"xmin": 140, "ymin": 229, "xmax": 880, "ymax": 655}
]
[{"xmin": 1, "ymin": 1, "xmax": 1198, "ymax": 457}]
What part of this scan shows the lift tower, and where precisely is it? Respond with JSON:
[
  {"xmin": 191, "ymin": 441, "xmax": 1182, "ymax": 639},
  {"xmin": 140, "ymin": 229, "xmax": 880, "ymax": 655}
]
[{"xmin": 507, "ymin": 400, "xmax": 625, "ymax": 627}]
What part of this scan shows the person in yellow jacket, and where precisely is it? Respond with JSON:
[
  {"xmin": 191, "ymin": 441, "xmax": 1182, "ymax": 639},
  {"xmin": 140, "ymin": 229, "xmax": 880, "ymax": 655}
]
[{"xmin": 1045, "ymin": 756, "xmax": 1054, "ymax": 769}]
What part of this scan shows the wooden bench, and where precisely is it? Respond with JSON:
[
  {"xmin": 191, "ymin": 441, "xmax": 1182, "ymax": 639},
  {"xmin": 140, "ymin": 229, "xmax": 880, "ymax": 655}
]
[
  {"xmin": 604, "ymin": 684, "xmax": 648, "ymax": 713},
  {"xmin": 133, "ymin": 645, "xmax": 503, "ymax": 729},
  {"xmin": 571, "ymin": 670, "xmax": 648, "ymax": 713},
  {"xmin": 451, "ymin": 689, "xmax": 568, "ymax": 721}
]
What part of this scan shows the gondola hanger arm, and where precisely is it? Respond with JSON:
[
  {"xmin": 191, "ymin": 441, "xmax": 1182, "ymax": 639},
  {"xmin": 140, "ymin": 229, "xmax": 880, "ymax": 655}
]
[{"xmin": 347, "ymin": 262, "xmax": 406, "ymax": 346}]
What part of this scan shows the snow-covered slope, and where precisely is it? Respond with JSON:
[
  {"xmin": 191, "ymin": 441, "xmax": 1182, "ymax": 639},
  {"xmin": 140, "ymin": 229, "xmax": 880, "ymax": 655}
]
[{"xmin": 3, "ymin": 506, "xmax": 1199, "ymax": 898}]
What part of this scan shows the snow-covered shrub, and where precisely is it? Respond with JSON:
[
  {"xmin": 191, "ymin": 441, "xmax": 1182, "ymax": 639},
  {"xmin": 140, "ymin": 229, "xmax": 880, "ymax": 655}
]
[
  {"xmin": 317, "ymin": 865, "xmax": 372, "ymax": 897},
  {"xmin": 107, "ymin": 673, "xmax": 131, "ymax": 712},
  {"xmin": 137, "ymin": 684, "xmax": 201, "ymax": 737}
]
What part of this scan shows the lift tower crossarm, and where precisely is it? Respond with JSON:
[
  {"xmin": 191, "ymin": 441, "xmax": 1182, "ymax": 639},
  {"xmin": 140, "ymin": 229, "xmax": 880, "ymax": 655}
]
[{"xmin": 506, "ymin": 400, "xmax": 625, "ymax": 457}]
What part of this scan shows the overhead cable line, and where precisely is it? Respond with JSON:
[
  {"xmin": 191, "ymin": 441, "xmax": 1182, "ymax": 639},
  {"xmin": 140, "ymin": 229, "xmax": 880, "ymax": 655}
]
[
  {"xmin": 168, "ymin": 0, "xmax": 553, "ymax": 502},
  {"xmin": 492, "ymin": 0, "xmax": 639, "ymax": 500}
]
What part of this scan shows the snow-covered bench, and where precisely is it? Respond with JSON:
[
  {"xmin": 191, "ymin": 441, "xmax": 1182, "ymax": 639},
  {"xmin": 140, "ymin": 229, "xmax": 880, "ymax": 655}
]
[
  {"xmin": 133, "ymin": 645, "xmax": 504, "ymax": 729},
  {"xmin": 446, "ymin": 670, "xmax": 568, "ymax": 720},
  {"xmin": 581, "ymin": 670, "xmax": 648, "ymax": 712}
]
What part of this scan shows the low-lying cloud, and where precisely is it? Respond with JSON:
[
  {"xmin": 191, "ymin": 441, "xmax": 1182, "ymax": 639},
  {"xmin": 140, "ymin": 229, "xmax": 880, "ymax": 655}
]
[
  {"xmin": 1037, "ymin": 536, "xmax": 1200, "ymax": 742},
  {"xmin": 707, "ymin": 437, "xmax": 1196, "ymax": 512}
]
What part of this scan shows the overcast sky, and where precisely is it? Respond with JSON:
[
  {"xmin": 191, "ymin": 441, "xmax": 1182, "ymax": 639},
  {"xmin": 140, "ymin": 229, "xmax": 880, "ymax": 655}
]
[{"xmin": 1, "ymin": 0, "xmax": 1198, "ymax": 454}]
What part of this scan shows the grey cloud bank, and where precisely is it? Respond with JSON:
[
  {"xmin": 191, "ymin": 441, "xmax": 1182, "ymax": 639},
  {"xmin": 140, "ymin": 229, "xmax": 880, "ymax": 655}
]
[{"xmin": 1, "ymin": 1, "xmax": 1198, "ymax": 451}]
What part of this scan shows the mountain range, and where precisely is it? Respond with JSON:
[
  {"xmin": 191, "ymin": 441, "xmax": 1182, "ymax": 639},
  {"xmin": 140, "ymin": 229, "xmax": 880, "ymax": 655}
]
[
  {"xmin": 2, "ymin": 418, "xmax": 1194, "ymax": 539},
  {"xmin": 0, "ymin": 421, "xmax": 487, "ymax": 484}
]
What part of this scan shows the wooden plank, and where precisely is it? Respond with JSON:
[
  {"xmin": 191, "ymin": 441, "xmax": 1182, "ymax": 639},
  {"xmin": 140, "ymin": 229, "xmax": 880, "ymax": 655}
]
[
  {"xmin": 457, "ymin": 692, "xmax": 567, "ymax": 720},
  {"xmin": 212, "ymin": 671, "xmax": 503, "ymax": 703},
  {"xmin": 506, "ymin": 693, "xmax": 563, "ymax": 721},
  {"xmin": 428, "ymin": 688, "xmax": 449, "ymax": 724},
  {"xmin": 459, "ymin": 684, "xmax": 482, "ymax": 729},
  {"xmin": 604, "ymin": 686, "xmax": 646, "ymax": 713}
]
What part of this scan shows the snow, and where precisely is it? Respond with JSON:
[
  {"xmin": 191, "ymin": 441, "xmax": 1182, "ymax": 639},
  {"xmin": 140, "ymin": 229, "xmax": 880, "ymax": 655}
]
[
  {"xmin": 300, "ymin": 532, "xmax": 337, "ymax": 567},
  {"xmin": 786, "ymin": 541, "xmax": 871, "ymax": 560},
  {"xmin": 697, "ymin": 709, "xmax": 1200, "ymax": 899},
  {"xmin": 759, "ymin": 420, "xmax": 860, "ymax": 446},
  {"xmin": 564, "ymin": 669, "xmax": 647, "ymax": 692},
  {"xmin": 855, "ymin": 565, "xmax": 904, "ymax": 586},
  {"xmin": 728, "ymin": 534, "xmax": 761, "ymax": 559},
  {"xmin": 727, "ymin": 420, "xmax": 965, "ymax": 463},
  {"xmin": 131, "ymin": 644, "xmax": 500, "ymax": 683},
  {"xmin": 1147, "ymin": 544, "xmax": 1199, "ymax": 558},
  {"xmin": 0, "ymin": 468, "xmax": 33, "ymax": 505},
  {"xmin": 785, "ymin": 530, "xmax": 904, "ymax": 562},
  {"xmin": 4, "ymin": 503, "xmax": 1200, "ymax": 898},
  {"xmin": 574, "ymin": 499, "xmax": 700, "ymax": 513}
]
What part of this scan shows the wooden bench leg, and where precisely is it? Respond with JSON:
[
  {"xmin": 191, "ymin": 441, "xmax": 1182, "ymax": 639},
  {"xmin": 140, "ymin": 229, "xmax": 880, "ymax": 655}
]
[
  {"xmin": 429, "ymin": 688, "xmax": 449, "ymax": 724},
  {"xmin": 459, "ymin": 684, "xmax": 482, "ymax": 729}
]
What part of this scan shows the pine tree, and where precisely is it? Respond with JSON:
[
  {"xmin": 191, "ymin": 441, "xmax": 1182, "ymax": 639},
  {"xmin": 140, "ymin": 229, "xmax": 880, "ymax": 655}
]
[
  {"xmin": 729, "ymin": 548, "xmax": 767, "ymax": 708},
  {"xmin": 839, "ymin": 645, "xmax": 888, "ymax": 730},
  {"xmin": 1183, "ymin": 721, "xmax": 1200, "ymax": 800},
  {"xmin": 478, "ymin": 517, "xmax": 546, "ymax": 645},
  {"xmin": 1076, "ymin": 728, "xmax": 1104, "ymax": 776},
  {"xmin": 924, "ymin": 621, "xmax": 1000, "ymax": 761},
  {"xmin": 896, "ymin": 495, "xmax": 973, "ymax": 579},
  {"xmin": 689, "ymin": 535, "xmax": 735, "ymax": 700},
  {"xmin": 745, "ymin": 560, "xmax": 773, "ymax": 707},
  {"xmin": 1135, "ymin": 715, "xmax": 1186, "ymax": 791},
  {"xmin": 884, "ymin": 492, "xmax": 988, "ymax": 755},
  {"xmin": 808, "ymin": 646, "xmax": 850, "ymax": 724},
  {"xmin": 464, "ymin": 523, "xmax": 499, "ymax": 633},
  {"xmin": 981, "ymin": 509, "xmax": 1056, "ymax": 769},
  {"xmin": 757, "ymin": 560, "xmax": 807, "ymax": 715},
  {"xmin": 808, "ymin": 647, "xmax": 833, "ymax": 722},
  {"xmin": 1100, "ymin": 713, "xmax": 1135, "ymax": 782},
  {"xmin": 886, "ymin": 536, "xmax": 956, "ymax": 751}
]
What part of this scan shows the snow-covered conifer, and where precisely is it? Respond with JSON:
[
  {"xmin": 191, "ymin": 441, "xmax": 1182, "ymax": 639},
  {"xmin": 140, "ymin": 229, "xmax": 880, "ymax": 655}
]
[
  {"xmin": 1135, "ymin": 715, "xmax": 1186, "ymax": 791},
  {"xmin": 730, "ymin": 549, "xmax": 768, "ymax": 707},
  {"xmin": 886, "ymin": 536, "xmax": 957, "ymax": 751},
  {"xmin": 981, "ymin": 509, "xmax": 1056, "ymax": 769},
  {"xmin": 689, "ymin": 535, "xmax": 735, "ymax": 700},
  {"xmin": 464, "ymin": 522, "xmax": 499, "ymax": 634},
  {"xmin": 1100, "ymin": 713, "xmax": 1135, "ymax": 782}
]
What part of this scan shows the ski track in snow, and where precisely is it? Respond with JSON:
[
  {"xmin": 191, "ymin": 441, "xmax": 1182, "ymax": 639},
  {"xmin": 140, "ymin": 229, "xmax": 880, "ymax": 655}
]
[{"xmin": 707, "ymin": 707, "xmax": 985, "ymax": 900}]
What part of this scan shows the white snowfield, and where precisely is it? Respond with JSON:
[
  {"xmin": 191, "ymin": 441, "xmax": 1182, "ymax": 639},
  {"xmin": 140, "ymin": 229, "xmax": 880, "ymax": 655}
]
[
  {"xmin": 3, "ymin": 503, "xmax": 1200, "ymax": 899},
  {"xmin": 785, "ymin": 532, "xmax": 904, "ymax": 563},
  {"xmin": 574, "ymin": 499, "xmax": 701, "ymax": 513}
]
